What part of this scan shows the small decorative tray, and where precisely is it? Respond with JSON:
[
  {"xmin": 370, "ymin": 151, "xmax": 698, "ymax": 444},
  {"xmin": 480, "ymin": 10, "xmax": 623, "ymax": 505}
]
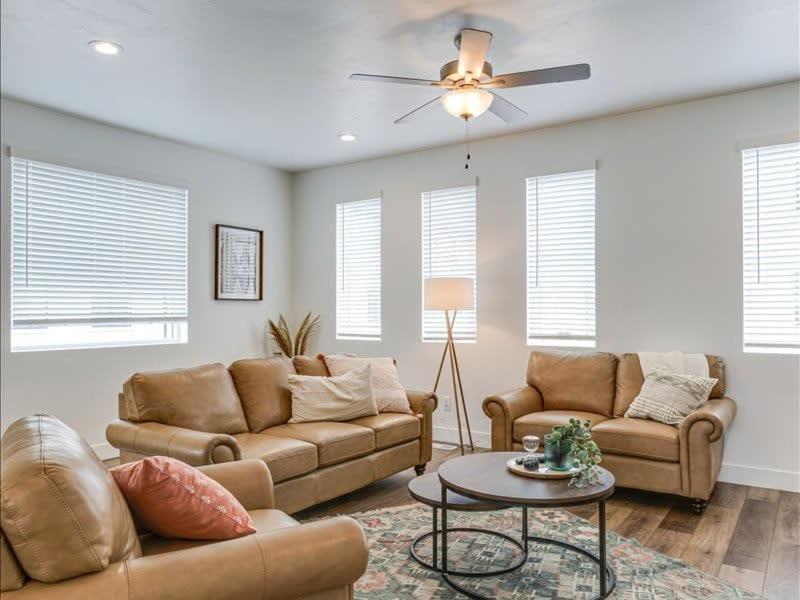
[{"xmin": 506, "ymin": 457, "xmax": 578, "ymax": 479}]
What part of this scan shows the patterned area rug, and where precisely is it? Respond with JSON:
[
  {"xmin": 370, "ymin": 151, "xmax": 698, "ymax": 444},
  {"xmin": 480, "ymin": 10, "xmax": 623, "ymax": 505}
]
[{"xmin": 348, "ymin": 504, "xmax": 758, "ymax": 599}]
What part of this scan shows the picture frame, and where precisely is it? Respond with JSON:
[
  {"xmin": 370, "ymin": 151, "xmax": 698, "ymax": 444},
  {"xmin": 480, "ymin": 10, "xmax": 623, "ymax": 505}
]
[{"xmin": 214, "ymin": 224, "xmax": 263, "ymax": 300}]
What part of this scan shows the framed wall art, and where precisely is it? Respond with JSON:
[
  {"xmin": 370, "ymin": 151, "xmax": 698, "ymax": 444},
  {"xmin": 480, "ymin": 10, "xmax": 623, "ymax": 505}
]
[{"xmin": 215, "ymin": 224, "xmax": 263, "ymax": 300}]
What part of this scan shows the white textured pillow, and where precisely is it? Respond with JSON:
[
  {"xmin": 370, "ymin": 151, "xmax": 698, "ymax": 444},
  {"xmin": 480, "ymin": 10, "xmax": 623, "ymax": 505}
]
[
  {"xmin": 287, "ymin": 364, "xmax": 378, "ymax": 423},
  {"xmin": 323, "ymin": 355, "xmax": 412, "ymax": 414},
  {"xmin": 625, "ymin": 369, "xmax": 718, "ymax": 425}
]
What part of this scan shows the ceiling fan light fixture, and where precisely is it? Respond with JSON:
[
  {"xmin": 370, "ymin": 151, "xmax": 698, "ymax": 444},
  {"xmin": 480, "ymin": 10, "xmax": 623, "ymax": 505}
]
[{"xmin": 440, "ymin": 88, "xmax": 493, "ymax": 120}]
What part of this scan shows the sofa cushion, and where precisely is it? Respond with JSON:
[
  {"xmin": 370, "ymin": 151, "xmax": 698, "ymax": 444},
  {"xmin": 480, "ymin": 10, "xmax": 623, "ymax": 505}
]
[
  {"xmin": 614, "ymin": 353, "xmax": 726, "ymax": 417},
  {"xmin": 325, "ymin": 356, "xmax": 412, "ymax": 414},
  {"xmin": 0, "ymin": 415, "xmax": 141, "ymax": 583},
  {"xmin": 264, "ymin": 422, "xmax": 375, "ymax": 467},
  {"xmin": 292, "ymin": 354, "xmax": 330, "ymax": 376},
  {"xmin": 235, "ymin": 433, "xmax": 318, "ymax": 482},
  {"xmin": 513, "ymin": 410, "xmax": 608, "ymax": 442},
  {"xmin": 229, "ymin": 357, "xmax": 295, "ymax": 432},
  {"xmin": 123, "ymin": 363, "xmax": 248, "ymax": 435},
  {"xmin": 590, "ymin": 418, "xmax": 679, "ymax": 462},
  {"xmin": 526, "ymin": 350, "xmax": 617, "ymax": 417},
  {"xmin": 349, "ymin": 413, "xmax": 421, "ymax": 450}
]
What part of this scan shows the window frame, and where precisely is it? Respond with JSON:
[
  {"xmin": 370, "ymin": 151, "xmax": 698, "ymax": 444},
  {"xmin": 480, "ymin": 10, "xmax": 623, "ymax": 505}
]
[
  {"xmin": 525, "ymin": 168, "xmax": 597, "ymax": 349},
  {"xmin": 420, "ymin": 184, "xmax": 478, "ymax": 343},
  {"xmin": 335, "ymin": 197, "xmax": 382, "ymax": 341},
  {"xmin": 9, "ymin": 155, "xmax": 189, "ymax": 352},
  {"xmin": 741, "ymin": 142, "xmax": 800, "ymax": 355}
]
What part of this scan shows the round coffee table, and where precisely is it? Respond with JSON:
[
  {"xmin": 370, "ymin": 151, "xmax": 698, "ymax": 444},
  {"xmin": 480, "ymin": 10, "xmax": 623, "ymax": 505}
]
[
  {"xmin": 407, "ymin": 473, "xmax": 527, "ymax": 575},
  {"xmin": 438, "ymin": 452, "xmax": 616, "ymax": 600}
]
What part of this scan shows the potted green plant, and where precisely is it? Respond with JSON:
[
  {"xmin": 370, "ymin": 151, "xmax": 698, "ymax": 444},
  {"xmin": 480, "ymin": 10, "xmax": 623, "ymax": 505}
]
[{"xmin": 544, "ymin": 418, "xmax": 603, "ymax": 488}]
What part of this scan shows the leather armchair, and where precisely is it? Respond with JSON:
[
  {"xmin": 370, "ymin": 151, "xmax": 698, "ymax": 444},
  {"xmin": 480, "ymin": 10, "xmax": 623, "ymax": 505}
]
[
  {"xmin": 482, "ymin": 350, "xmax": 737, "ymax": 512},
  {"xmin": 2, "ymin": 416, "xmax": 369, "ymax": 599}
]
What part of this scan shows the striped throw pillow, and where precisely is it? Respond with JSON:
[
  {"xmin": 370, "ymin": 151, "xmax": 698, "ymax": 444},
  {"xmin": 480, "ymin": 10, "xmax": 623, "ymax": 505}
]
[{"xmin": 625, "ymin": 369, "xmax": 718, "ymax": 425}]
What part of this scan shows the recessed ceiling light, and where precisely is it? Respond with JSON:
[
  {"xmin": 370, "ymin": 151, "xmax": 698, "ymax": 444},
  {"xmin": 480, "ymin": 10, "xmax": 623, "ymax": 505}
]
[
  {"xmin": 338, "ymin": 133, "xmax": 357, "ymax": 142},
  {"xmin": 89, "ymin": 40, "xmax": 123, "ymax": 56}
]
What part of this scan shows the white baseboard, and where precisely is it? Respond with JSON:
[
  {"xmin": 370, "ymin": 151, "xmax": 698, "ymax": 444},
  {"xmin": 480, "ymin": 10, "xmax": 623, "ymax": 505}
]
[
  {"xmin": 433, "ymin": 426, "xmax": 490, "ymax": 449},
  {"xmin": 719, "ymin": 462, "xmax": 800, "ymax": 493},
  {"xmin": 92, "ymin": 442, "xmax": 119, "ymax": 461}
]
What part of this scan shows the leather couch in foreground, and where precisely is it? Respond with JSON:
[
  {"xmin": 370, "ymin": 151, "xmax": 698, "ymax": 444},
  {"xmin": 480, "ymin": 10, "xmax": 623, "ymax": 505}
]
[
  {"xmin": 107, "ymin": 355, "xmax": 437, "ymax": 514},
  {"xmin": 483, "ymin": 350, "xmax": 736, "ymax": 513},
  {"xmin": 0, "ymin": 415, "xmax": 368, "ymax": 599}
]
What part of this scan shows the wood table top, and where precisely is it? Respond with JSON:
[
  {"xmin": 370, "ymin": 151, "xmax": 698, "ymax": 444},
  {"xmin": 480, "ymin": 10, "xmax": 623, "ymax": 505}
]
[
  {"xmin": 408, "ymin": 473, "xmax": 512, "ymax": 511},
  {"xmin": 438, "ymin": 452, "xmax": 615, "ymax": 507}
]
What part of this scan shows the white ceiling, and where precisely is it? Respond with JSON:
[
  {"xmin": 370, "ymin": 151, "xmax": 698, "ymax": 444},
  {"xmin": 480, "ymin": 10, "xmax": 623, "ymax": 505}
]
[{"xmin": 2, "ymin": 0, "xmax": 798, "ymax": 172}]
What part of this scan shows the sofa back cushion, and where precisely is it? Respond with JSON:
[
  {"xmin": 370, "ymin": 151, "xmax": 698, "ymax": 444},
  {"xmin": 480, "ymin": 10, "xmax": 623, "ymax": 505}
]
[
  {"xmin": 293, "ymin": 354, "xmax": 330, "ymax": 376},
  {"xmin": 122, "ymin": 363, "xmax": 248, "ymax": 434},
  {"xmin": 0, "ymin": 415, "xmax": 141, "ymax": 583},
  {"xmin": 229, "ymin": 356, "xmax": 295, "ymax": 432},
  {"xmin": 614, "ymin": 353, "xmax": 726, "ymax": 417},
  {"xmin": 526, "ymin": 350, "xmax": 617, "ymax": 417}
]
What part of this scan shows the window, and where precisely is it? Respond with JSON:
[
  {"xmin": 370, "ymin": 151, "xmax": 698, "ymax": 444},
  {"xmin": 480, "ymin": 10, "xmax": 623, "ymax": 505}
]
[
  {"xmin": 742, "ymin": 142, "xmax": 800, "ymax": 354},
  {"xmin": 422, "ymin": 185, "xmax": 477, "ymax": 341},
  {"xmin": 526, "ymin": 169, "xmax": 596, "ymax": 347},
  {"xmin": 336, "ymin": 198, "xmax": 381, "ymax": 340},
  {"xmin": 10, "ymin": 157, "xmax": 188, "ymax": 352}
]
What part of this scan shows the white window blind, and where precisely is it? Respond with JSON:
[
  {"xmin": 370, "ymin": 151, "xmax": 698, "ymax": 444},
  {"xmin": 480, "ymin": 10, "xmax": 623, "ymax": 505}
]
[
  {"xmin": 742, "ymin": 142, "xmax": 800, "ymax": 354},
  {"xmin": 10, "ymin": 157, "xmax": 188, "ymax": 351},
  {"xmin": 527, "ymin": 169, "xmax": 596, "ymax": 347},
  {"xmin": 422, "ymin": 185, "xmax": 477, "ymax": 341},
  {"xmin": 336, "ymin": 198, "xmax": 381, "ymax": 340}
]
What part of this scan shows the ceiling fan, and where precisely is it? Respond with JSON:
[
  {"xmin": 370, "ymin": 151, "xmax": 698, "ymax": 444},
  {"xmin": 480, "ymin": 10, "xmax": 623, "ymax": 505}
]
[{"xmin": 349, "ymin": 28, "xmax": 591, "ymax": 125}]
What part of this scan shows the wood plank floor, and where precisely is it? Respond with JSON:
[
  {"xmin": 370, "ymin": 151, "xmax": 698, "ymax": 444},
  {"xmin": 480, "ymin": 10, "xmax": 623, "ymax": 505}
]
[{"xmin": 294, "ymin": 446, "xmax": 800, "ymax": 600}]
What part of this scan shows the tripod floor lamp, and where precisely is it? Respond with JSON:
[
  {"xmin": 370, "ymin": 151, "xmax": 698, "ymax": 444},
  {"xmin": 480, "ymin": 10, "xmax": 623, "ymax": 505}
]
[{"xmin": 425, "ymin": 276, "xmax": 475, "ymax": 455}]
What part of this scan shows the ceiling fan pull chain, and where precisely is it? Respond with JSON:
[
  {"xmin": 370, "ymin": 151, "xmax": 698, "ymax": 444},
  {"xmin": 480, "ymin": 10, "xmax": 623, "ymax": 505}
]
[{"xmin": 465, "ymin": 118, "xmax": 471, "ymax": 170}]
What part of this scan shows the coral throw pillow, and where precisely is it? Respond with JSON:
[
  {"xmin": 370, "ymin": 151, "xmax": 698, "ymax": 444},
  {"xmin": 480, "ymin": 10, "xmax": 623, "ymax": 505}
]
[
  {"xmin": 112, "ymin": 456, "xmax": 256, "ymax": 540},
  {"xmin": 323, "ymin": 355, "xmax": 412, "ymax": 414}
]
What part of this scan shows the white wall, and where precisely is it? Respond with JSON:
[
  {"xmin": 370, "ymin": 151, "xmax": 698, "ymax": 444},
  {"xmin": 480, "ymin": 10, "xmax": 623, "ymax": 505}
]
[
  {"xmin": 0, "ymin": 98, "xmax": 293, "ymax": 456},
  {"xmin": 292, "ymin": 82, "xmax": 800, "ymax": 492}
]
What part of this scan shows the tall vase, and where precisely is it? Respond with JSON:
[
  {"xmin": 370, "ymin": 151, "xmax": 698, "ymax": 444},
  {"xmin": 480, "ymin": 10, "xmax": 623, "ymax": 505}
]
[{"xmin": 544, "ymin": 436, "xmax": 574, "ymax": 471}]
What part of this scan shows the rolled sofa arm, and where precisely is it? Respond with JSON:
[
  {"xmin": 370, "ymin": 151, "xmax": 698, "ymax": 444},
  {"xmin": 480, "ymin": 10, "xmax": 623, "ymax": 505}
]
[
  {"xmin": 129, "ymin": 516, "xmax": 368, "ymax": 599},
  {"xmin": 106, "ymin": 419, "xmax": 241, "ymax": 467},
  {"xmin": 679, "ymin": 397, "xmax": 737, "ymax": 444},
  {"xmin": 197, "ymin": 460, "xmax": 274, "ymax": 511},
  {"xmin": 406, "ymin": 390, "xmax": 437, "ymax": 465},
  {"xmin": 482, "ymin": 386, "xmax": 543, "ymax": 451}
]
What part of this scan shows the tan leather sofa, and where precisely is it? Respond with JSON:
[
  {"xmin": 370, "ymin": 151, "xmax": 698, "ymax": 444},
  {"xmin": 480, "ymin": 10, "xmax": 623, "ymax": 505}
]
[
  {"xmin": 0, "ymin": 415, "xmax": 368, "ymax": 599},
  {"xmin": 107, "ymin": 355, "xmax": 437, "ymax": 514},
  {"xmin": 483, "ymin": 350, "xmax": 736, "ymax": 513}
]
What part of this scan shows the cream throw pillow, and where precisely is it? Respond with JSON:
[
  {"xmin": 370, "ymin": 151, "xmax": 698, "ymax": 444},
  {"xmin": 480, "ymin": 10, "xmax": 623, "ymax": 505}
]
[
  {"xmin": 625, "ymin": 369, "xmax": 718, "ymax": 425},
  {"xmin": 287, "ymin": 364, "xmax": 378, "ymax": 423},
  {"xmin": 323, "ymin": 355, "xmax": 412, "ymax": 414}
]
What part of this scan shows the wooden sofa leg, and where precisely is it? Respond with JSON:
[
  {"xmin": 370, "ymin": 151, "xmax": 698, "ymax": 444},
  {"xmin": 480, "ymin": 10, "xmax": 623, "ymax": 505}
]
[
  {"xmin": 691, "ymin": 498, "xmax": 708, "ymax": 514},
  {"xmin": 414, "ymin": 464, "xmax": 426, "ymax": 476}
]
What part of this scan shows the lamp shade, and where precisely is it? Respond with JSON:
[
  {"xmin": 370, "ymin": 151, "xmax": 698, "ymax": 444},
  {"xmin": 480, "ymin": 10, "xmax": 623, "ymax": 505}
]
[{"xmin": 425, "ymin": 277, "xmax": 475, "ymax": 310}]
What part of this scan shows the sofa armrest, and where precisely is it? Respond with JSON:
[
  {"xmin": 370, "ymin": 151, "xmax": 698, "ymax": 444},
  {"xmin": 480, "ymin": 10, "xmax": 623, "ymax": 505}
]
[
  {"xmin": 482, "ymin": 386, "xmax": 543, "ymax": 451},
  {"xmin": 106, "ymin": 420, "xmax": 241, "ymax": 467},
  {"xmin": 406, "ymin": 390, "xmax": 437, "ymax": 465},
  {"xmin": 680, "ymin": 397, "xmax": 737, "ymax": 444},
  {"xmin": 126, "ymin": 516, "xmax": 368, "ymax": 599},
  {"xmin": 197, "ymin": 460, "xmax": 274, "ymax": 510}
]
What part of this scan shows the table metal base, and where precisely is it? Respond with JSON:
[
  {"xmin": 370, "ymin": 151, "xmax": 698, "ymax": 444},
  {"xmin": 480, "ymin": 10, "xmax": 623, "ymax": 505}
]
[
  {"xmin": 440, "ymin": 496, "xmax": 616, "ymax": 600},
  {"xmin": 410, "ymin": 525, "xmax": 527, "ymax": 576}
]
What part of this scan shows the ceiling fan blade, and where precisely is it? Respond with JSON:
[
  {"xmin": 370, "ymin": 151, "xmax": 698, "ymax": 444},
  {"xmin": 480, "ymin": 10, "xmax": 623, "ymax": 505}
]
[
  {"xmin": 485, "ymin": 63, "xmax": 591, "ymax": 88},
  {"xmin": 349, "ymin": 73, "xmax": 445, "ymax": 87},
  {"xmin": 394, "ymin": 97, "xmax": 442, "ymax": 125},
  {"xmin": 488, "ymin": 92, "xmax": 527, "ymax": 123},
  {"xmin": 457, "ymin": 29, "xmax": 492, "ymax": 80}
]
